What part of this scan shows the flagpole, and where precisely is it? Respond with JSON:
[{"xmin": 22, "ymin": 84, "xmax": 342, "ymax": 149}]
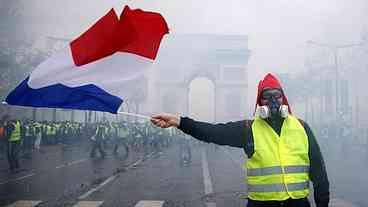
[{"xmin": 117, "ymin": 111, "xmax": 151, "ymax": 120}]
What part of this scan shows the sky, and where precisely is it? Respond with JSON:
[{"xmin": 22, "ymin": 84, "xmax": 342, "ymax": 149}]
[{"xmin": 24, "ymin": 0, "xmax": 368, "ymax": 71}]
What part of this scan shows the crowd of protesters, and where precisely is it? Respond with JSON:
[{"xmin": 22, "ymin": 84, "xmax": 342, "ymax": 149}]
[
  {"xmin": 88, "ymin": 120, "xmax": 174, "ymax": 158},
  {"xmin": 0, "ymin": 115, "xmax": 175, "ymax": 173}
]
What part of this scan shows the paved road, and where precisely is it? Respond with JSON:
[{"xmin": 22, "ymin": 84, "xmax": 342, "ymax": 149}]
[{"xmin": 0, "ymin": 140, "xmax": 363, "ymax": 207}]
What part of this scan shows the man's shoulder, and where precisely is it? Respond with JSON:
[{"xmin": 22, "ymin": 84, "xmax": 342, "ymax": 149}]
[
  {"xmin": 291, "ymin": 117, "xmax": 313, "ymax": 135},
  {"xmin": 244, "ymin": 119, "xmax": 254, "ymax": 128},
  {"xmin": 294, "ymin": 117, "xmax": 309, "ymax": 129},
  {"xmin": 287, "ymin": 115, "xmax": 307, "ymax": 127}
]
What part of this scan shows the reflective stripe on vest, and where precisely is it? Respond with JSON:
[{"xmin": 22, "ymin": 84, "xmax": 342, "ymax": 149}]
[
  {"xmin": 248, "ymin": 181, "xmax": 309, "ymax": 193},
  {"xmin": 246, "ymin": 115, "xmax": 310, "ymax": 201},
  {"xmin": 247, "ymin": 165, "xmax": 309, "ymax": 176}
]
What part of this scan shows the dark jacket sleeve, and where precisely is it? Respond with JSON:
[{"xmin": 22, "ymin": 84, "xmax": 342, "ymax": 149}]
[
  {"xmin": 303, "ymin": 121, "xmax": 330, "ymax": 207},
  {"xmin": 178, "ymin": 117, "xmax": 253, "ymax": 150}
]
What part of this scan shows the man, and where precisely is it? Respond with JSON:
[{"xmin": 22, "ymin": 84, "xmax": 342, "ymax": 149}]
[
  {"xmin": 0, "ymin": 120, "xmax": 5, "ymax": 159},
  {"xmin": 90, "ymin": 122, "xmax": 106, "ymax": 158},
  {"xmin": 131, "ymin": 124, "xmax": 144, "ymax": 152},
  {"xmin": 113, "ymin": 122, "xmax": 130, "ymax": 157},
  {"xmin": 22, "ymin": 121, "xmax": 34, "ymax": 157},
  {"xmin": 5, "ymin": 119, "xmax": 22, "ymax": 173},
  {"xmin": 34, "ymin": 121, "xmax": 42, "ymax": 151},
  {"xmin": 178, "ymin": 130, "xmax": 192, "ymax": 165},
  {"xmin": 151, "ymin": 73, "xmax": 329, "ymax": 207}
]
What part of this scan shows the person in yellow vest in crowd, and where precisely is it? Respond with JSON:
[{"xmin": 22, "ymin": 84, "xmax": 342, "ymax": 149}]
[
  {"xmin": 0, "ymin": 119, "xmax": 6, "ymax": 160},
  {"xmin": 34, "ymin": 122, "xmax": 42, "ymax": 151},
  {"xmin": 114, "ymin": 122, "xmax": 130, "ymax": 156},
  {"xmin": 54, "ymin": 122, "xmax": 61, "ymax": 144},
  {"xmin": 64, "ymin": 121, "xmax": 71, "ymax": 144},
  {"xmin": 70, "ymin": 123, "xmax": 76, "ymax": 142},
  {"xmin": 132, "ymin": 124, "xmax": 144, "ymax": 151},
  {"xmin": 90, "ymin": 122, "xmax": 107, "ymax": 158},
  {"xmin": 50, "ymin": 123, "xmax": 57, "ymax": 145},
  {"xmin": 22, "ymin": 121, "xmax": 33, "ymax": 157},
  {"xmin": 45, "ymin": 123, "xmax": 52, "ymax": 145},
  {"xmin": 28, "ymin": 122, "xmax": 36, "ymax": 151},
  {"xmin": 5, "ymin": 119, "xmax": 22, "ymax": 173},
  {"xmin": 151, "ymin": 73, "xmax": 329, "ymax": 207},
  {"xmin": 59, "ymin": 122, "xmax": 67, "ymax": 144}
]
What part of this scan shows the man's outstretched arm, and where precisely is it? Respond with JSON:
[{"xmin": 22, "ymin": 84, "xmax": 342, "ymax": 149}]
[{"xmin": 151, "ymin": 114, "xmax": 251, "ymax": 148}]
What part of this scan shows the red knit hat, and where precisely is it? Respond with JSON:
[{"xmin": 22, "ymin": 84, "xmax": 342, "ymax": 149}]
[{"xmin": 254, "ymin": 73, "xmax": 292, "ymax": 114}]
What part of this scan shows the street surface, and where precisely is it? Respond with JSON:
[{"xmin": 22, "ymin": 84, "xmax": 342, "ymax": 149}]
[{"xmin": 0, "ymin": 139, "xmax": 362, "ymax": 207}]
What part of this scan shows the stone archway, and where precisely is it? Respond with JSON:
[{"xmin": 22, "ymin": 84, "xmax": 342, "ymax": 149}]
[
  {"xmin": 151, "ymin": 34, "xmax": 250, "ymax": 122},
  {"xmin": 188, "ymin": 76, "xmax": 215, "ymax": 122}
]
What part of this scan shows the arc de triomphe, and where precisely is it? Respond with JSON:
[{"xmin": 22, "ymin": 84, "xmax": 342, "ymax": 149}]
[{"xmin": 146, "ymin": 34, "xmax": 251, "ymax": 122}]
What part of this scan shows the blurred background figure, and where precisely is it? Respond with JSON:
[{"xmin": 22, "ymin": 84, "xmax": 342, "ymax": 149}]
[
  {"xmin": 6, "ymin": 119, "xmax": 22, "ymax": 173},
  {"xmin": 90, "ymin": 122, "xmax": 106, "ymax": 158}
]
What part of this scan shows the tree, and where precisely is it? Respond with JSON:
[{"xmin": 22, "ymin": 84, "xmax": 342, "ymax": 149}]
[{"xmin": 0, "ymin": 42, "xmax": 48, "ymax": 100}]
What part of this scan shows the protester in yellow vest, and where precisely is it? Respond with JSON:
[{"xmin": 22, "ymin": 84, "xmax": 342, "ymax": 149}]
[
  {"xmin": 55, "ymin": 123, "xmax": 61, "ymax": 144},
  {"xmin": 6, "ymin": 120, "xmax": 22, "ymax": 173},
  {"xmin": 22, "ymin": 121, "xmax": 33, "ymax": 156},
  {"xmin": 113, "ymin": 122, "xmax": 130, "ymax": 156},
  {"xmin": 34, "ymin": 122, "xmax": 42, "ymax": 150},
  {"xmin": 50, "ymin": 124, "xmax": 57, "ymax": 145},
  {"xmin": 151, "ymin": 73, "xmax": 329, "ymax": 207},
  {"xmin": 90, "ymin": 123, "xmax": 106, "ymax": 158}
]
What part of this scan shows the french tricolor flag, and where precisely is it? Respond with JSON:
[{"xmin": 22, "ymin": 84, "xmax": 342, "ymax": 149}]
[{"xmin": 5, "ymin": 6, "xmax": 169, "ymax": 113}]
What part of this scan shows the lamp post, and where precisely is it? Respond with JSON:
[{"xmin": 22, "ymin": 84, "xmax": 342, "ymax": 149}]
[{"xmin": 306, "ymin": 40, "xmax": 366, "ymax": 122}]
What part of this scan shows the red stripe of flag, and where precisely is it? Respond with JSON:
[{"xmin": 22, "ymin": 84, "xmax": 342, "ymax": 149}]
[
  {"xmin": 117, "ymin": 6, "xmax": 169, "ymax": 60},
  {"xmin": 70, "ymin": 6, "xmax": 169, "ymax": 67},
  {"xmin": 70, "ymin": 9, "xmax": 119, "ymax": 67}
]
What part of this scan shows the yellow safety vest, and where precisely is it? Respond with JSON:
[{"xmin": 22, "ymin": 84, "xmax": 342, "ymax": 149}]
[
  {"xmin": 46, "ymin": 125, "xmax": 52, "ymax": 135},
  {"xmin": 246, "ymin": 115, "xmax": 310, "ymax": 201},
  {"xmin": 51, "ymin": 126, "xmax": 57, "ymax": 136},
  {"xmin": 9, "ymin": 121, "xmax": 21, "ymax": 142},
  {"xmin": 118, "ymin": 127, "xmax": 129, "ymax": 138}
]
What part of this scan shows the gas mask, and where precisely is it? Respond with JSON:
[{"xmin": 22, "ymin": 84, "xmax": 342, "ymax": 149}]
[
  {"xmin": 256, "ymin": 88, "xmax": 289, "ymax": 119},
  {"xmin": 256, "ymin": 104, "xmax": 289, "ymax": 119}
]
